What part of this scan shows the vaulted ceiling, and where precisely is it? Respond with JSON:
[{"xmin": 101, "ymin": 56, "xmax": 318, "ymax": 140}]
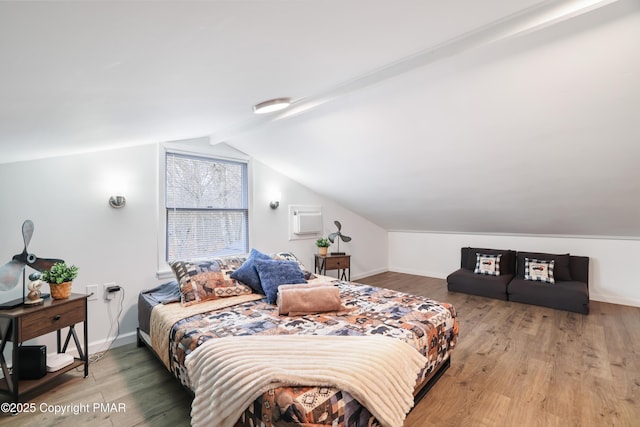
[{"xmin": 1, "ymin": 1, "xmax": 638, "ymax": 237}]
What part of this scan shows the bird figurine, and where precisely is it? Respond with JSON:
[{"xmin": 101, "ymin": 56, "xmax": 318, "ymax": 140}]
[{"xmin": 25, "ymin": 272, "xmax": 44, "ymax": 306}]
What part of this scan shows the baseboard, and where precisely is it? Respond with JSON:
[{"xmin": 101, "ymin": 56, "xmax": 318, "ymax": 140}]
[
  {"xmin": 589, "ymin": 292, "xmax": 640, "ymax": 308},
  {"xmin": 319, "ymin": 267, "xmax": 389, "ymax": 281},
  {"xmin": 387, "ymin": 267, "xmax": 448, "ymax": 280},
  {"xmin": 351, "ymin": 267, "xmax": 388, "ymax": 281},
  {"xmin": 87, "ymin": 331, "xmax": 138, "ymax": 355},
  {"xmin": 54, "ymin": 331, "xmax": 138, "ymax": 359}
]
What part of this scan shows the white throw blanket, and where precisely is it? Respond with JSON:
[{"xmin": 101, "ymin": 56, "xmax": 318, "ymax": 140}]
[{"xmin": 185, "ymin": 334, "xmax": 427, "ymax": 427}]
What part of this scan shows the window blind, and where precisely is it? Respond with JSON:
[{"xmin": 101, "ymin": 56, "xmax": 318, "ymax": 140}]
[{"xmin": 165, "ymin": 152, "xmax": 248, "ymax": 261}]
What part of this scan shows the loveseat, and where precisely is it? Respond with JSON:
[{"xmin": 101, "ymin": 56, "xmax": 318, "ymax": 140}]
[
  {"xmin": 445, "ymin": 247, "xmax": 516, "ymax": 301},
  {"xmin": 447, "ymin": 247, "xmax": 589, "ymax": 314}
]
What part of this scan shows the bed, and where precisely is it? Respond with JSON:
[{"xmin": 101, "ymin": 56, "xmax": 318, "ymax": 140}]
[{"xmin": 137, "ymin": 252, "xmax": 459, "ymax": 427}]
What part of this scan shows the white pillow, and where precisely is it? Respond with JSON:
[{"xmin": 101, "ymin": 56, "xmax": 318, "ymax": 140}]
[
  {"xmin": 474, "ymin": 253, "xmax": 501, "ymax": 276},
  {"xmin": 524, "ymin": 258, "xmax": 555, "ymax": 284}
]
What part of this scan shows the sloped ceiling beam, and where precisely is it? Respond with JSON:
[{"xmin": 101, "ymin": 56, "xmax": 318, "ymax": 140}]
[{"xmin": 210, "ymin": 0, "xmax": 620, "ymax": 145}]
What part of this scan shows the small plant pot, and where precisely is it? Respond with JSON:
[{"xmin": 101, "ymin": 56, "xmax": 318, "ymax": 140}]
[
  {"xmin": 318, "ymin": 247, "xmax": 328, "ymax": 256},
  {"xmin": 50, "ymin": 281, "xmax": 72, "ymax": 299}
]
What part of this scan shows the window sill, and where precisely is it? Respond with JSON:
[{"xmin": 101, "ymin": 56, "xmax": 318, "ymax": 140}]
[{"xmin": 156, "ymin": 269, "xmax": 174, "ymax": 280}]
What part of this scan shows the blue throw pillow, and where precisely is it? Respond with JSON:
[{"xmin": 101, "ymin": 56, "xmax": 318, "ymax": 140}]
[
  {"xmin": 230, "ymin": 248, "xmax": 272, "ymax": 294},
  {"xmin": 253, "ymin": 259, "xmax": 307, "ymax": 304}
]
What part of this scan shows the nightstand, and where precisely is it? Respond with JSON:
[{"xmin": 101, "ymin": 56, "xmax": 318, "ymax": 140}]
[
  {"xmin": 314, "ymin": 254, "xmax": 351, "ymax": 281},
  {"xmin": 0, "ymin": 293, "xmax": 89, "ymax": 401}
]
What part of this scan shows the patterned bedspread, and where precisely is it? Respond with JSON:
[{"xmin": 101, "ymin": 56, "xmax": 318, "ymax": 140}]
[{"xmin": 167, "ymin": 281, "xmax": 458, "ymax": 427}]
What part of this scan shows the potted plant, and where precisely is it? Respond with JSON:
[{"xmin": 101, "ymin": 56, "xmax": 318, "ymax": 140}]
[
  {"xmin": 315, "ymin": 238, "xmax": 331, "ymax": 256},
  {"xmin": 41, "ymin": 262, "xmax": 79, "ymax": 300}
]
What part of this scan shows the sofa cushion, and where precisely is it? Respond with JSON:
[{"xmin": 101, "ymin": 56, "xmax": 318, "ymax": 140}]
[
  {"xmin": 474, "ymin": 253, "xmax": 502, "ymax": 276},
  {"xmin": 447, "ymin": 268, "xmax": 512, "ymax": 300},
  {"xmin": 461, "ymin": 247, "xmax": 516, "ymax": 275},
  {"xmin": 524, "ymin": 258, "xmax": 555, "ymax": 284},
  {"xmin": 516, "ymin": 252, "xmax": 572, "ymax": 281},
  {"xmin": 508, "ymin": 278, "xmax": 589, "ymax": 314},
  {"xmin": 569, "ymin": 255, "xmax": 590, "ymax": 284}
]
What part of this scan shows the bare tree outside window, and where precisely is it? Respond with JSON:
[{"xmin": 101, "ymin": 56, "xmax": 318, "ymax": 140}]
[{"xmin": 166, "ymin": 153, "xmax": 248, "ymax": 261}]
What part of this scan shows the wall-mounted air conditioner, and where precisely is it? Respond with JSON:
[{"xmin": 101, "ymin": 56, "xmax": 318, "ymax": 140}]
[{"xmin": 289, "ymin": 205, "xmax": 322, "ymax": 240}]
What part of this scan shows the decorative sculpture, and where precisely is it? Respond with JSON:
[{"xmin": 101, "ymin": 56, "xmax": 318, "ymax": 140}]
[
  {"xmin": 328, "ymin": 221, "xmax": 352, "ymax": 255},
  {"xmin": 0, "ymin": 220, "xmax": 64, "ymax": 308},
  {"xmin": 25, "ymin": 272, "xmax": 44, "ymax": 305}
]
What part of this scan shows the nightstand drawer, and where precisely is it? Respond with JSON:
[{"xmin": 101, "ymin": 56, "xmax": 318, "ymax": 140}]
[
  {"xmin": 314, "ymin": 254, "xmax": 351, "ymax": 281},
  {"xmin": 20, "ymin": 299, "xmax": 85, "ymax": 342},
  {"xmin": 324, "ymin": 256, "xmax": 350, "ymax": 270}
]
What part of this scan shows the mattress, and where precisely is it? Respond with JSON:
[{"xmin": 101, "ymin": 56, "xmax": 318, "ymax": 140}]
[
  {"xmin": 140, "ymin": 279, "xmax": 459, "ymax": 426},
  {"xmin": 138, "ymin": 280, "xmax": 180, "ymax": 334}
]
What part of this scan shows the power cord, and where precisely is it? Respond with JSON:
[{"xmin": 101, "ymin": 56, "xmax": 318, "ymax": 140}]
[{"xmin": 84, "ymin": 287, "xmax": 125, "ymax": 365}]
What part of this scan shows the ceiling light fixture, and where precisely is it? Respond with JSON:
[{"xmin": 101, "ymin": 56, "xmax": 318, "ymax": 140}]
[{"xmin": 252, "ymin": 98, "xmax": 292, "ymax": 114}]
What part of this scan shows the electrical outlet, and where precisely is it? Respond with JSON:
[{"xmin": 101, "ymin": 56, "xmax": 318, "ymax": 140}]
[
  {"xmin": 103, "ymin": 282, "xmax": 119, "ymax": 300},
  {"xmin": 86, "ymin": 284, "xmax": 98, "ymax": 301}
]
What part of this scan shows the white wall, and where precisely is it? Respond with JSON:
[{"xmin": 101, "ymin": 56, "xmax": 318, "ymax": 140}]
[
  {"xmin": 0, "ymin": 144, "xmax": 160, "ymax": 356},
  {"xmin": 388, "ymin": 231, "xmax": 640, "ymax": 308},
  {"xmin": 250, "ymin": 159, "xmax": 388, "ymax": 279},
  {"xmin": 0, "ymin": 142, "xmax": 387, "ymax": 355}
]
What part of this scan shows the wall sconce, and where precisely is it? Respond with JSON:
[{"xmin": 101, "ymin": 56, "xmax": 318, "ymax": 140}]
[
  {"xmin": 268, "ymin": 190, "xmax": 281, "ymax": 210},
  {"xmin": 109, "ymin": 195, "xmax": 126, "ymax": 209}
]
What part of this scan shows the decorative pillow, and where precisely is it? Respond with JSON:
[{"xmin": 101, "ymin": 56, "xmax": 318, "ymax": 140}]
[
  {"xmin": 272, "ymin": 251, "xmax": 316, "ymax": 280},
  {"xmin": 271, "ymin": 251, "xmax": 307, "ymax": 271},
  {"xmin": 230, "ymin": 248, "xmax": 272, "ymax": 294},
  {"xmin": 253, "ymin": 259, "xmax": 307, "ymax": 304},
  {"xmin": 516, "ymin": 252, "xmax": 571, "ymax": 281},
  {"xmin": 170, "ymin": 259, "xmax": 252, "ymax": 306},
  {"xmin": 463, "ymin": 248, "xmax": 514, "ymax": 273},
  {"xmin": 210, "ymin": 255, "xmax": 248, "ymax": 273},
  {"xmin": 474, "ymin": 253, "xmax": 501, "ymax": 276},
  {"xmin": 524, "ymin": 258, "xmax": 555, "ymax": 284}
]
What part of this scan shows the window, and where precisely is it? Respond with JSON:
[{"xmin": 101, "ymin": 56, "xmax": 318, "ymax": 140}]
[{"xmin": 165, "ymin": 152, "xmax": 248, "ymax": 261}]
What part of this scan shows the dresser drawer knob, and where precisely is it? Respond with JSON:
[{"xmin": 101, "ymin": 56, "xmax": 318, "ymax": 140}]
[{"xmin": 53, "ymin": 314, "xmax": 61, "ymax": 321}]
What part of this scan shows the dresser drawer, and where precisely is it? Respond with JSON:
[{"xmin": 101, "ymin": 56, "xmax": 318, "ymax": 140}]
[
  {"xmin": 20, "ymin": 298, "xmax": 85, "ymax": 342},
  {"xmin": 324, "ymin": 256, "xmax": 350, "ymax": 270}
]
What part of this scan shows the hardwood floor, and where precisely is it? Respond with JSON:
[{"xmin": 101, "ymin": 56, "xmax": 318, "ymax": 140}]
[
  {"xmin": 361, "ymin": 272, "xmax": 640, "ymax": 427},
  {"xmin": 1, "ymin": 272, "xmax": 638, "ymax": 426},
  {"xmin": 0, "ymin": 340, "xmax": 193, "ymax": 427}
]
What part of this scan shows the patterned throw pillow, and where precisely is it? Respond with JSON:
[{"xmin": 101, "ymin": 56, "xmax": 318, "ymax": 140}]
[
  {"xmin": 253, "ymin": 259, "xmax": 307, "ymax": 304},
  {"xmin": 170, "ymin": 259, "xmax": 252, "ymax": 307},
  {"xmin": 474, "ymin": 253, "xmax": 502, "ymax": 276},
  {"xmin": 272, "ymin": 251, "xmax": 307, "ymax": 271},
  {"xmin": 272, "ymin": 251, "xmax": 316, "ymax": 280},
  {"xmin": 524, "ymin": 258, "xmax": 555, "ymax": 284}
]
